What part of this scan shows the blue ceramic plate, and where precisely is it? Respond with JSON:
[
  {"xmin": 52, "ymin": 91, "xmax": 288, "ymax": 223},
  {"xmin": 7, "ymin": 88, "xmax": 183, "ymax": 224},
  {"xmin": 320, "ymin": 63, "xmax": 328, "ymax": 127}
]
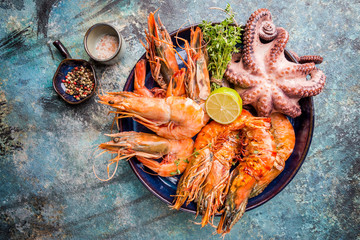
[{"xmin": 119, "ymin": 25, "xmax": 314, "ymax": 214}]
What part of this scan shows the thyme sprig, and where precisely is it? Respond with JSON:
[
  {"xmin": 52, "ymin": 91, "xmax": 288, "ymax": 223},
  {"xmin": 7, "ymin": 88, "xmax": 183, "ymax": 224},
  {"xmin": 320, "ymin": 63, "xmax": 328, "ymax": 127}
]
[{"xmin": 200, "ymin": 4, "xmax": 242, "ymax": 84}]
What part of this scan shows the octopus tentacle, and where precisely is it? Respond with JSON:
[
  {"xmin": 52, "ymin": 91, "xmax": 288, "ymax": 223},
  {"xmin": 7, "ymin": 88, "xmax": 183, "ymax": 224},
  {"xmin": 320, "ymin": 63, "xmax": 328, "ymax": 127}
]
[
  {"xmin": 256, "ymin": 93, "xmax": 273, "ymax": 117},
  {"xmin": 225, "ymin": 68, "xmax": 258, "ymax": 88},
  {"xmin": 276, "ymin": 69, "xmax": 326, "ymax": 98},
  {"xmin": 272, "ymin": 89, "xmax": 301, "ymax": 118},
  {"xmin": 235, "ymin": 86, "xmax": 262, "ymax": 105},
  {"xmin": 287, "ymin": 50, "xmax": 323, "ymax": 64},
  {"xmin": 243, "ymin": 8, "xmax": 273, "ymax": 74},
  {"xmin": 287, "ymin": 50, "xmax": 300, "ymax": 62},
  {"xmin": 277, "ymin": 62, "xmax": 316, "ymax": 78},
  {"xmin": 267, "ymin": 28, "xmax": 289, "ymax": 68},
  {"xmin": 298, "ymin": 55, "xmax": 323, "ymax": 64}
]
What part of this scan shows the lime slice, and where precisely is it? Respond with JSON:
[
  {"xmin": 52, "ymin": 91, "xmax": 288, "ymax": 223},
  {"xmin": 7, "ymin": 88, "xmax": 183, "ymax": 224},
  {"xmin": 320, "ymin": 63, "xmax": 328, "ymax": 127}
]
[{"xmin": 205, "ymin": 87, "xmax": 242, "ymax": 124}]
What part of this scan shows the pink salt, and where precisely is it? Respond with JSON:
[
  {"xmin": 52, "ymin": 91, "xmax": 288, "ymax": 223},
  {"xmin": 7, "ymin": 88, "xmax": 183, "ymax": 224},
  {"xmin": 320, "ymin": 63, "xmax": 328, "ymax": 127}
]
[{"xmin": 95, "ymin": 34, "xmax": 119, "ymax": 59}]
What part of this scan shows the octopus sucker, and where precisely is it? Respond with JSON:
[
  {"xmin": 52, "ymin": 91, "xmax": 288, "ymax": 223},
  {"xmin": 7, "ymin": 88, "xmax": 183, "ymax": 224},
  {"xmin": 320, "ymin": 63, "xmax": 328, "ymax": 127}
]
[
  {"xmin": 267, "ymin": 28, "xmax": 289, "ymax": 66},
  {"xmin": 257, "ymin": 94, "xmax": 273, "ymax": 116},
  {"xmin": 237, "ymin": 86, "xmax": 262, "ymax": 105},
  {"xmin": 224, "ymin": 8, "xmax": 326, "ymax": 117}
]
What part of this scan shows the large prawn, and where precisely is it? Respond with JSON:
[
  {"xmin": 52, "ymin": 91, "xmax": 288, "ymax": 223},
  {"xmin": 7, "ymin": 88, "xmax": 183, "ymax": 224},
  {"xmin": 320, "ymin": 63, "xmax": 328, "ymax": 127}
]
[
  {"xmin": 172, "ymin": 110, "xmax": 267, "ymax": 211},
  {"xmin": 196, "ymin": 113, "xmax": 272, "ymax": 227},
  {"xmin": 142, "ymin": 11, "xmax": 180, "ymax": 89},
  {"xmin": 217, "ymin": 113, "xmax": 295, "ymax": 235},
  {"xmin": 98, "ymin": 57, "xmax": 206, "ymax": 140},
  {"xmin": 183, "ymin": 27, "xmax": 211, "ymax": 106},
  {"xmin": 250, "ymin": 112, "xmax": 295, "ymax": 197},
  {"xmin": 98, "ymin": 92, "xmax": 207, "ymax": 140},
  {"xmin": 196, "ymin": 131, "xmax": 241, "ymax": 227},
  {"xmin": 99, "ymin": 27, "xmax": 210, "ymax": 140},
  {"xmin": 95, "ymin": 131, "xmax": 193, "ymax": 178}
]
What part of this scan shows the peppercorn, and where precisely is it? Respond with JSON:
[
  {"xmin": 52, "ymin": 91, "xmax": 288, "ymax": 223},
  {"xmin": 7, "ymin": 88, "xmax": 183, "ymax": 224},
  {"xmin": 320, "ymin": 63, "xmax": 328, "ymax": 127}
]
[{"xmin": 62, "ymin": 66, "xmax": 94, "ymax": 100}]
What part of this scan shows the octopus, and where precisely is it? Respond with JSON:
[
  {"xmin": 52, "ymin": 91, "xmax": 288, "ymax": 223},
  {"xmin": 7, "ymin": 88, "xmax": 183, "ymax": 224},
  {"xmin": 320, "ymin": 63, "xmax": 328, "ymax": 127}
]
[{"xmin": 224, "ymin": 8, "xmax": 326, "ymax": 118}]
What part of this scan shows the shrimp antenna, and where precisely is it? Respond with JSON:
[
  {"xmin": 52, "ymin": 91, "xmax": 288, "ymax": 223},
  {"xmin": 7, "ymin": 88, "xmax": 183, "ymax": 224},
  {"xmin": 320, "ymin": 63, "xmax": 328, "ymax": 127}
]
[
  {"xmin": 93, "ymin": 155, "xmax": 119, "ymax": 182},
  {"xmin": 139, "ymin": 166, "xmax": 158, "ymax": 176},
  {"xmin": 174, "ymin": 36, "xmax": 188, "ymax": 50},
  {"xmin": 175, "ymin": 21, "xmax": 189, "ymax": 49},
  {"xmin": 153, "ymin": 8, "xmax": 160, "ymax": 15},
  {"xmin": 209, "ymin": 6, "xmax": 238, "ymax": 27}
]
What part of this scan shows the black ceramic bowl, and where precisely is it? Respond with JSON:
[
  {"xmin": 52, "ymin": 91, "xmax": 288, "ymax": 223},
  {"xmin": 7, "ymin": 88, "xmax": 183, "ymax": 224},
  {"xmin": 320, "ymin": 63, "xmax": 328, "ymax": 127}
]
[
  {"xmin": 52, "ymin": 40, "xmax": 97, "ymax": 104},
  {"xmin": 119, "ymin": 25, "xmax": 314, "ymax": 214}
]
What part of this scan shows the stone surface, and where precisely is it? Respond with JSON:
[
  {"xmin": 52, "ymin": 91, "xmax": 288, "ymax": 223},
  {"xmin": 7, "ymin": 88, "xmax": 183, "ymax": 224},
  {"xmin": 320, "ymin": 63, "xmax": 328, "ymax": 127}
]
[{"xmin": 0, "ymin": 0, "xmax": 359, "ymax": 239}]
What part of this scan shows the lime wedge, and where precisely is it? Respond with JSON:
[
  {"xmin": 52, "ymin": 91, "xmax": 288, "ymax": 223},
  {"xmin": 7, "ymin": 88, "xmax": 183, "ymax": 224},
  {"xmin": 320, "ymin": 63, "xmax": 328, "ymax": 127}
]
[{"xmin": 205, "ymin": 87, "xmax": 242, "ymax": 124}]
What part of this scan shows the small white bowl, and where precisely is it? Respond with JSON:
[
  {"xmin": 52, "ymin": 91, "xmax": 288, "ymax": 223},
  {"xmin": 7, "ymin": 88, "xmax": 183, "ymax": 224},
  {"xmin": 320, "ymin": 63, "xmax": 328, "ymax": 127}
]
[{"xmin": 84, "ymin": 23, "xmax": 125, "ymax": 65}]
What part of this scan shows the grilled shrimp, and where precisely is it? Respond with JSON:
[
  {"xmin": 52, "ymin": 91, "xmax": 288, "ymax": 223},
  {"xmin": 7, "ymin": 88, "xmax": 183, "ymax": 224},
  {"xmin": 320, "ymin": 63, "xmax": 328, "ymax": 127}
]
[
  {"xmin": 196, "ymin": 112, "xmax": 273, "ymax": 227},
  {"xmin": 250, "ymin": 112, "xmax": 295, "ymax": 197},
  {"xmin": 217, "ymin": 118, "xmax": 276, "ymax": 235},
  {"xmin": 142, "ymin": 11, "xmax": 179, "ymax": 89},
  {"xmin": 172, "ymin": 120, "xmax": 224, "ymax": 210},
  {"xmin": 96, "ymin": 132, "xmax": 193, "ymax": 177},
  {"xmin": 172, "ymin": 110, "xmax": 265, "ymax": 210},
  {"xmin": 196, "ymin": 131, "xmax": 241, "ymax": 227}
]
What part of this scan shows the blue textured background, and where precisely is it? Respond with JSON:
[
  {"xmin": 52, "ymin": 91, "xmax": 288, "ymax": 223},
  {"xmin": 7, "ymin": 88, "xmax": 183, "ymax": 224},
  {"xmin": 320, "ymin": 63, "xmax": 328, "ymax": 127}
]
[{"xmin": 0, "ymin": 0, "xmax": 359, "ymax": 239}]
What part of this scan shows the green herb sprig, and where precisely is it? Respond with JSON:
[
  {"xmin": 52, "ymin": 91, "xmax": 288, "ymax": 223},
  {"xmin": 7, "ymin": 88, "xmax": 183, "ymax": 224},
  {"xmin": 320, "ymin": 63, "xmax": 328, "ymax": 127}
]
[{"xmin": 200, "ymin": 4, "xmax": 242, "ymax": 85}]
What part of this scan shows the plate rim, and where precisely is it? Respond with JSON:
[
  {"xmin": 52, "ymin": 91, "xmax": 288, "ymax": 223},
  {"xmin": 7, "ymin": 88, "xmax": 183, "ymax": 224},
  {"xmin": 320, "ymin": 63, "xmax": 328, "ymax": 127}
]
[{"xmin": 120, "ymin": 24, "xmax": 315, "ymax": 214}]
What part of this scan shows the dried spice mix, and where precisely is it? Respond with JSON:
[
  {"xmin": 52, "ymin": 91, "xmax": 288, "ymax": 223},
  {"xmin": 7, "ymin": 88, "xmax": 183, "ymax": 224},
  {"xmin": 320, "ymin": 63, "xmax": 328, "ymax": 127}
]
[{"xmin": 62, "ymin": 66, "xmax": 95, "ymax": 100}]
